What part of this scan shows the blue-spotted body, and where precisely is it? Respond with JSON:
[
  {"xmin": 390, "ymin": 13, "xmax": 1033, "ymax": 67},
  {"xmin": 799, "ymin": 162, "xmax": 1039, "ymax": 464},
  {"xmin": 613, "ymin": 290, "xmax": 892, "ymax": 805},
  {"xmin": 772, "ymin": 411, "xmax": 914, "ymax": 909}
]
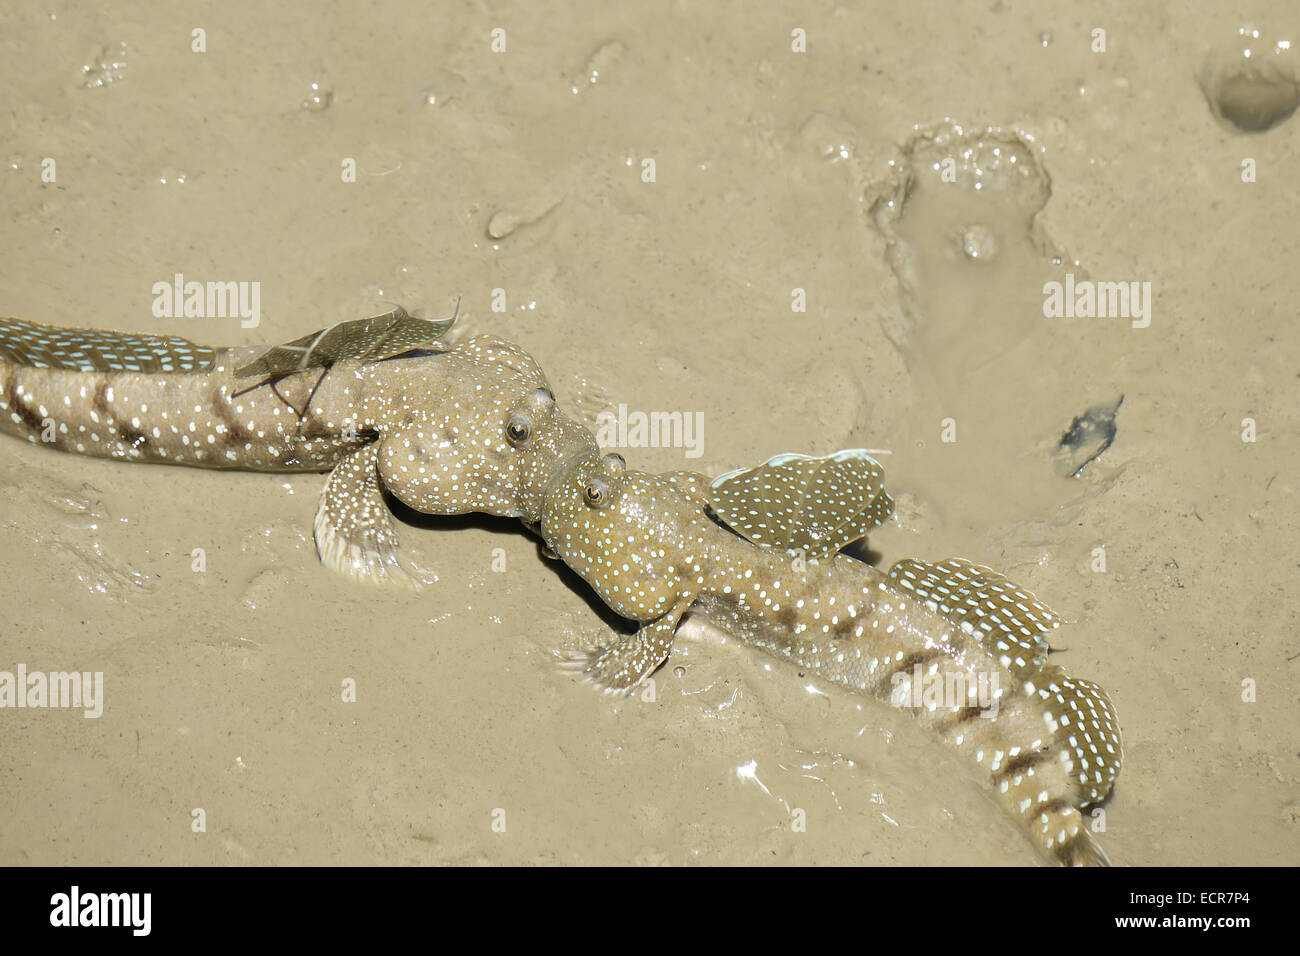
[
  {"xmin": 2, "ymin": 314, "xmax": 1123, "ymax": 864},
  {"xmin": 0, "ymin": 315, "xmax": 598, "ymax": 584},
  {"xmin": 540, "ymin": 449, "xmax": 1123, "ymax": 865}
]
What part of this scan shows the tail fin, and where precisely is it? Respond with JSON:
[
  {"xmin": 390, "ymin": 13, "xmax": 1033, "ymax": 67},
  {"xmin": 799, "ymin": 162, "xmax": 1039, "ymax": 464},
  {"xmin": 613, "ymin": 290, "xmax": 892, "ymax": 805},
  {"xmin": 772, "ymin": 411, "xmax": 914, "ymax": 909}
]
[
  {"xmin": 1060, "ymin": 826, "xmax": 1113, "ymax": 867},
  {"xmin": 1029, "ymin": 797, "xmax": 1112, "ymax": 866}
]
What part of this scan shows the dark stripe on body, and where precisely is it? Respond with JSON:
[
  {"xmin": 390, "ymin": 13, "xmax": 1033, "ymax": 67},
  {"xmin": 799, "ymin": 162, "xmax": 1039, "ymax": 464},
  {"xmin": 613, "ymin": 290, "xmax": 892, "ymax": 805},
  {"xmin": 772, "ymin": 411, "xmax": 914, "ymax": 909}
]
[
  {"xmin": 1027, "ymin": 796, "xmax": 1072, "ymax": 820},
  {"xmin": 115, "ymin": 422, "xmax": 148, "ymax": 451},
  {"xmin": 995, "ymin": 747, "xmax": 1054, "ymax": 780},
  {"xmin": 932, "ymin": 706, "xmax": 987, "ymax": 733},
  {"xmin": 7, "ymin": 378, "xmax": 44, "ymax": 434},
  {"xmin": 210, "ymin": 388, "xmax": 251, "ymax": 449},
  {"xmin": 887, "ymin": 648, "xmax": 949, "ymax": 680},
  {"xmin": 92, "ymin": 379, "xmax": 110, "ymax": 419}
]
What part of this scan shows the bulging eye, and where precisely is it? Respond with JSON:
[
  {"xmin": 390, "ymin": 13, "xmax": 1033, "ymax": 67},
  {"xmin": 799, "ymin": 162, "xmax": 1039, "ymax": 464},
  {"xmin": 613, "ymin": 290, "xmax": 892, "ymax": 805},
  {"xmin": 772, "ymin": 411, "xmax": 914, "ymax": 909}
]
[
  {"xmin": 584, "ymin": 476, "xmax": 613, "ymax": 508},
  {"xmin": 506, "ymin": 413, "xmax": 532, "ymax": 446}
]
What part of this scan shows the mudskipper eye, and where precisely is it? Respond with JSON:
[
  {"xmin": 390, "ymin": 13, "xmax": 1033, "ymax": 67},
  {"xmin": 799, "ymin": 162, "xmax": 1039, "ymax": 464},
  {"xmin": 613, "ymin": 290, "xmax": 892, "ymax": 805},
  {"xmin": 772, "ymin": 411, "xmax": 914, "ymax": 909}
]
[
  {"xmin": 584, "ymin": 476, "xmax": 613, "ymax": 508},
  {"xmin": 506, "ymin": 414, "xmax": 532, "ymax": 446}
]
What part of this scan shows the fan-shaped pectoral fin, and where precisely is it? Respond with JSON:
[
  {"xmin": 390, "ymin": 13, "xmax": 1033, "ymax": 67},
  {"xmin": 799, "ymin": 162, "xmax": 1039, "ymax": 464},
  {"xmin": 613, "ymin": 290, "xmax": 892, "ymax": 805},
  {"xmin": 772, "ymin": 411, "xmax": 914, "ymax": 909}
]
[
  {"xmin": 558, "ymin": 597, "xmax": 694, "ymax": 693},
  {"xmin": 314, "ymin": 441, "xmax": 429, "ymax": 587}
]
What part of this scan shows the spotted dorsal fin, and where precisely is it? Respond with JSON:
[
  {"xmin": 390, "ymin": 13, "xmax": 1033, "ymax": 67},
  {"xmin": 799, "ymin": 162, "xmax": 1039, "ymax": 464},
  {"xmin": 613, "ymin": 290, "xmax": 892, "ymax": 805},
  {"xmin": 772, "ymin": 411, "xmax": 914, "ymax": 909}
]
[
  {"xmin": 886, "ymin": 558, "xmax": 1058, "ymax": 675},
  {"xmin": 0, "ymin": 316, "xmax": 216, "ymax": 373},
  {"xmin": 706, "ymin": 449, "xmax": 893, "ymax": 558},
  {"xmin": 888, "ymin": 558, "xmax": 1123, "ymax": 808},
  {"xmin": 235, "ymin": 303, "xmax": 458, "ymax": 380}
]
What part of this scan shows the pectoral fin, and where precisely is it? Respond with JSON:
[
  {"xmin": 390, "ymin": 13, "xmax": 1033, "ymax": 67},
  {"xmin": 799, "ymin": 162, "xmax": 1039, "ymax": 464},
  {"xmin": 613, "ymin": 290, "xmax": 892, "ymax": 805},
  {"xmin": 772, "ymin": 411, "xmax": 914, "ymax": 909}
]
[
  {"xmin": 558, "ymin": 599, "xmax": 691, "ymax": 693},
  {"xmin": 314, "ymin": 442, "xmax": 426, "ymax": 587},
  {"xmin": 707, "ymin": 449, "xmax": 892, "ymax": 558}
]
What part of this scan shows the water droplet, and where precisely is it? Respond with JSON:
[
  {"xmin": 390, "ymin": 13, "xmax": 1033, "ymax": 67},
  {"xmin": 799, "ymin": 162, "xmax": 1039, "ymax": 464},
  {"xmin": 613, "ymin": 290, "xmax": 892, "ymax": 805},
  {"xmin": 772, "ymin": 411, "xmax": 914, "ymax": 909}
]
[
  {"xmin": 300, "ymin": 81, "xmax": 333, "ymax": 113},
  {"xmin": 81, "ymin": 41, "xmax": 128, "ymax": 89},
  {"xmin": 960, "ymin": 224, "xmax": 998, "ymax": 261}
]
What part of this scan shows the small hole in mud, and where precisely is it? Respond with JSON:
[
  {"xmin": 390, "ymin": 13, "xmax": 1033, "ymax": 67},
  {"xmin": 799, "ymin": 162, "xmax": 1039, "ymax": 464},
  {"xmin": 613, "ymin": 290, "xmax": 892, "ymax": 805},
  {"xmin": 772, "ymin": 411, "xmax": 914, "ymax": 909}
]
[{"xmin": 1200, "ymin": 28, "xmax": 1299, "ymax": 132}]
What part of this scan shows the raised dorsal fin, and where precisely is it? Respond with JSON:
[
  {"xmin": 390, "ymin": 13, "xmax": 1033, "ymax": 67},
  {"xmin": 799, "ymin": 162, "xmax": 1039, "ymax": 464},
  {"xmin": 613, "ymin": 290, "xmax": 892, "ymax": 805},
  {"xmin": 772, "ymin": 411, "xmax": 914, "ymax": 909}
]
[
  {"xmin": 706, "ymin": 449, "xmax": 892, "ymax": 558},
  {"xmin": 887, "ymin": 558, "xmax": 1123, "ymax": 807},
  {"xmin": 886, "ymin": 558, "xmax": 1059, "ymax": 675},
  {"xmin": 0, "ymin": 316, "xmax": 216, "ymax": 373},
  {"xmin": 235, "ymin": 303, "xmax": 458, "ymax": 380}
]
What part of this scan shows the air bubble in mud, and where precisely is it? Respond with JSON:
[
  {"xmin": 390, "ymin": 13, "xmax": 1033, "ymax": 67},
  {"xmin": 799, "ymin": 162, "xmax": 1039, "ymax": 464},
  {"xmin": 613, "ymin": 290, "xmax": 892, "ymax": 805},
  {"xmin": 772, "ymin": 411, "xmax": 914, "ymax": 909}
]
[
  {"xmin": 1200, "ymin": 27, "xmax": 1299, "ymax": 132},
  {"xmin": 866, "ymin": 123, "xmax": 1056, "ymax": 284},
  {"xmin": 868, "ymin": 121, "xmax": 1053, "ymax": 241},
  {"xmin": 960, "ymin": 224, "xmax": 998, "ymax": 262},
  {"xmin": 911, "ymin": 123, "xmax": 1048, "ymax": 205},
  {"xmin": 81, "ymin": 42, "xmax": 128, "ymax": 89},
  {"xmin": 301, "ymin": 81, "xmax": 333, "ymax": 113}
]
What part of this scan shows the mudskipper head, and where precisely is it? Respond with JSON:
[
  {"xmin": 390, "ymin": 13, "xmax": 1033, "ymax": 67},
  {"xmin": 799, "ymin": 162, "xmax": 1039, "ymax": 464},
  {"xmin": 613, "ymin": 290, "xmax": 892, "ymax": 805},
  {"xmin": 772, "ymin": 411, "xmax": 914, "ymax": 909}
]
[
  {"xmin": 371, "ymin": 334, "xmax": 598, "ymax": 522},
  {"xmin": 541, "ymin": 450, "xmax": 701, "ymax": 620}
]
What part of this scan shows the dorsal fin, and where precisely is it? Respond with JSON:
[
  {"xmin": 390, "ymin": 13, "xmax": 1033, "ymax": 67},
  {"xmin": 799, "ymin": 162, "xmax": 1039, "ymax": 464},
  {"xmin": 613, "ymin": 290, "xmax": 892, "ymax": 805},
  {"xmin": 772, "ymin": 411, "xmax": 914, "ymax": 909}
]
[
  {"xmin": 0, "ymin": 316, "xmax": 216, "ymax": 373},
  {"xmin": 235, "ymin": 303, "xmax": 458, "ymax": 380},
  {"xmin": 707, "ymin": 449, "xmax": 892, "ymax": 558},
  {"xmin": 886, "ymin": 558, "xmax": 1058, "ymax": 675}
]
